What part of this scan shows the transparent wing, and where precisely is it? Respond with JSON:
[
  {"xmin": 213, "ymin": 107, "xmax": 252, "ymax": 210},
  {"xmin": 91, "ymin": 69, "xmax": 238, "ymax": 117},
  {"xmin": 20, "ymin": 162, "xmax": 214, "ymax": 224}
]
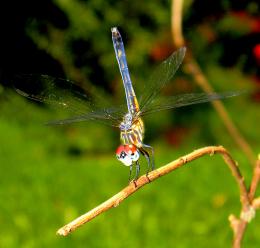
[
  {"xmin": 13, "ymin": 74, "xmax": 126, "ymax": 127},
  {"xmin": 138, "ymin": 47, "xmax": 186, "ymax": 112},
  {"xmin": 139, "ymin": 91, "xmax": 242, "ymax": 116},
  {"xmin": 45, "ymin": 105, "xmax": 126, "ymax": 126}
]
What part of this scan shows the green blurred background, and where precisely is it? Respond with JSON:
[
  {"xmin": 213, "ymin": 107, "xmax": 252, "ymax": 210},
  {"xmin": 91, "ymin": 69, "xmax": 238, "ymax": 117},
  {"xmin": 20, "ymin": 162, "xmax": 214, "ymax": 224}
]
[{"xmin": 0, "ymin": 0, "xmax": 259, "ymax": 247}]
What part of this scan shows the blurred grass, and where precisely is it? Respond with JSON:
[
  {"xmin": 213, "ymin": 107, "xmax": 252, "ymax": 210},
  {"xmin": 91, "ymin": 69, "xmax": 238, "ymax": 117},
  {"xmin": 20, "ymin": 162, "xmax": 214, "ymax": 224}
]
[{"xmin": 0, "ymin": 89, "xmax": 259, "ymax": 248}]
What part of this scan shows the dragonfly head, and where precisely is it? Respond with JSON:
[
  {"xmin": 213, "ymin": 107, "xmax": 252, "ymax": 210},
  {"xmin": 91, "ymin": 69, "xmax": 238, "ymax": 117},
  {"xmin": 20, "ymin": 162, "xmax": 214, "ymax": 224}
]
[
  {"xmin": 120, "ymin": 113, "xmax": 133, "ymax": 131},
  {"xmin": 116, "ymin": 144, "xmax": 140, "ymax": 166}
]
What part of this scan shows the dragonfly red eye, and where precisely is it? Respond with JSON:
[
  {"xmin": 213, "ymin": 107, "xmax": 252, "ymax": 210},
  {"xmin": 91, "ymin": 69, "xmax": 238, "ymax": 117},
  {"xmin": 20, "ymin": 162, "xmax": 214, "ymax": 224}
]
[
  {"xmin": 116, "ymin": 145, "xmax": 126, "ymax": 155},
  {"xmin": 125, "ymin": 144, "xmax": 137, "ymax": 153},
  {"xmin": 116, "ymin": 144, "xmax": 137, "ymax": 155}
]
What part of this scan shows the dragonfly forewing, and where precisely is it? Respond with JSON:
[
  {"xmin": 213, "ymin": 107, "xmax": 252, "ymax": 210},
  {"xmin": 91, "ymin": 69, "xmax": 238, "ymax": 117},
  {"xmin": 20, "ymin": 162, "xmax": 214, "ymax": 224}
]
[
  {"xmin": 138, "ymin": 47, "xmax": 186, "ymax": 113},
  {"xmin": 13, "ymin": 74, "xmax": 126, "ymax": 127},
  {"xmin": 139, "ymin": 91, "xmax": 244, "ymax": 116}
]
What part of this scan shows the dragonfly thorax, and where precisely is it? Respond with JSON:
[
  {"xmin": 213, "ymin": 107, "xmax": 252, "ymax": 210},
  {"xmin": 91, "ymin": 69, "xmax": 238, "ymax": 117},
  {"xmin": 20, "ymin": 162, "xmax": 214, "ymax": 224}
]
[
  {"xmin": 119, "ymin": 113, "xmax": 144, "ymax": 148},
  {"xmin": 119, "ymin": 113, "xmax": 133, "ymax": 131}
]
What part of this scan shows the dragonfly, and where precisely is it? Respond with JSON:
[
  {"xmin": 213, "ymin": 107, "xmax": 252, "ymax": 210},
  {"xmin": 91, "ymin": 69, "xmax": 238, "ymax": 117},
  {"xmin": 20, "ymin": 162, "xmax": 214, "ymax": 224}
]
[{"xmin": 14, "ymin": 27, "xmax": 240, "ymax": 181}]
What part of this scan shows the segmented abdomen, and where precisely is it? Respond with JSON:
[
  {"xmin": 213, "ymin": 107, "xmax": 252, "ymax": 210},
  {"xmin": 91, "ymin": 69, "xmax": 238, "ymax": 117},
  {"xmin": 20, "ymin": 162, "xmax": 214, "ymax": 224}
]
[{"xmin": 120, "ymin": 118, "xmax": 144, "ymax": 148}]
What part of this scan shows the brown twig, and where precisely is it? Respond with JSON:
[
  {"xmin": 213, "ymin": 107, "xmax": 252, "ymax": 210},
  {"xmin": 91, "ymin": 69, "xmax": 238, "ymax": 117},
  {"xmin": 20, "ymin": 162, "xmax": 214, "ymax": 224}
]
[
  {"xmin": 229, "ymin": 215, "xmax": 248, "ymax": 248},
  {"xmin": 171, "ymin": 0, "xmax": 184, "ymax": 47},
  {"xmin": 57, "ymin": 146, "xmax": 248, "ymax": 236},
  {"xmin": 249, "ymin": 157, "xmax": 260, "ymax": 201},
  {"xmin": 171, "ymin": 0, "xmax": 255, "ymax": 167},
  {"xmin": 229, "ymin": 157, "xmax": 260, "ymax": 247}
]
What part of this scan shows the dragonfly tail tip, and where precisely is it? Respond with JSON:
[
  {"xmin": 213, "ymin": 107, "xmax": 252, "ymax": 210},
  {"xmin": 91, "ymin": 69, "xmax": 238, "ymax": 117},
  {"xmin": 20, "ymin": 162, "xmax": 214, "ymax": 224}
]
[{"xmin": 111, "ymin": 27, "xmax": 118, "ymax": 33}]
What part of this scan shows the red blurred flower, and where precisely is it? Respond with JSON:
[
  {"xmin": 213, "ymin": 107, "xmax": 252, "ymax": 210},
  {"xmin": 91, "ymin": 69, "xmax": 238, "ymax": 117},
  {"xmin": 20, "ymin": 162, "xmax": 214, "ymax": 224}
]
[{"xmin": 253, "ymin": 44, "xmax": 260, "ymax": 63}]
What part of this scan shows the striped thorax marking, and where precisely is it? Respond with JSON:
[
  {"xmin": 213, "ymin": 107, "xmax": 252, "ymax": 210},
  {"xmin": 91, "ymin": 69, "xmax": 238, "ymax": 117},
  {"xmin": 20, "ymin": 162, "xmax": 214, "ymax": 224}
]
[{"xmin": 120, "ymin": 114, "xmax": 144, "ymax": 148}]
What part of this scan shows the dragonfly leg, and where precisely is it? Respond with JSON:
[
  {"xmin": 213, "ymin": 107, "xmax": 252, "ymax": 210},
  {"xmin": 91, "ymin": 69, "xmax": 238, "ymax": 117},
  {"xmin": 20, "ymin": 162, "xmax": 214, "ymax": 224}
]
[
  {"xmin": 141, "ymin": 144, "xmax": 155, "ymax": 173},
  {"xmin": 139, "ymin": 146, "xmax": 151, "ymax": 176},
  {"xmin": 142, "ymin": 149, "xmax": 151, "ymax": 176},
  {"xmin": 128, "ymin": 164, "xmax": 133, "ymax": 183},
  {"xmin": 134, "ymin": 160, "xmax": 140, "ymax": 181}
]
